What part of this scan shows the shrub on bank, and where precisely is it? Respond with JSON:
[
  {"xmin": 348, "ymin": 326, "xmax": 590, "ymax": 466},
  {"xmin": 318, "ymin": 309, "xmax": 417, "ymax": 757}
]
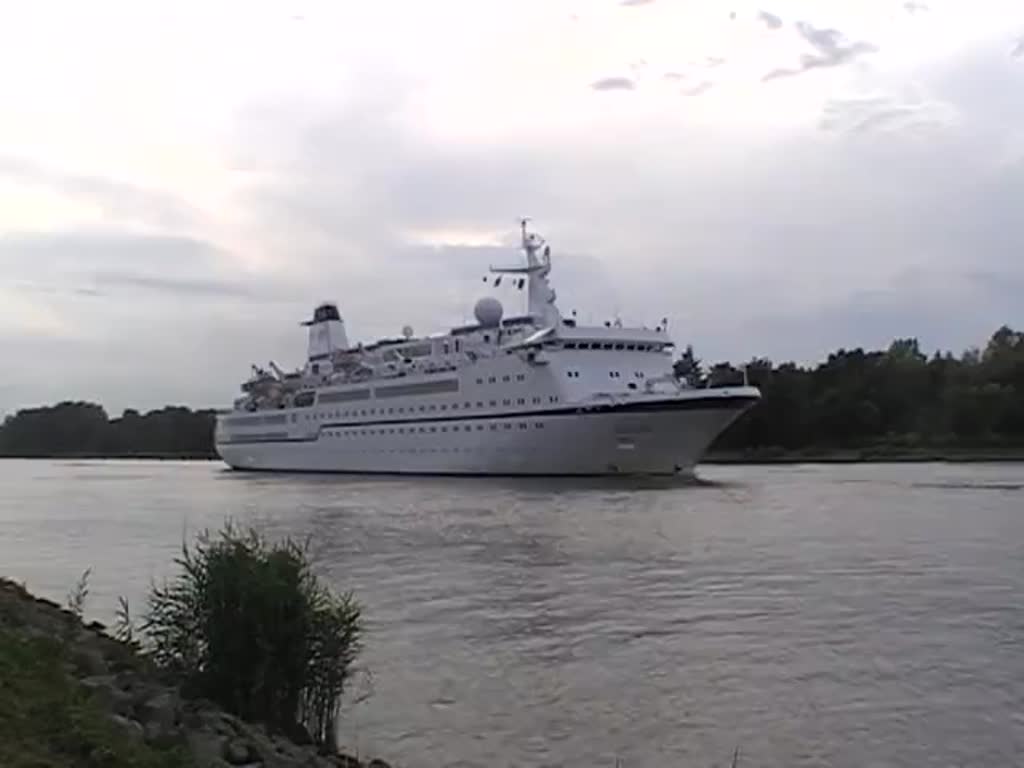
[{"xmin": 142, "ymin": 523, "xmax": 362, "ymax": 751}]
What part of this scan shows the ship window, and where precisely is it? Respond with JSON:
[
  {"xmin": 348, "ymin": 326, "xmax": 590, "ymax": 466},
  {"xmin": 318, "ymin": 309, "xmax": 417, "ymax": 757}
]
[
  {"xmin": 488, "ymin": 377, "xmax": 496, "ymax": 383},
  {"xmin": 429, "ymin": 404, "xmax": 436, "ymax": 411},
  {"xmin": 565, "ymin": 343, "xmax": 576, "ymax": 349},
  {"xmin": 517, "ymin": 398, "xmax": 525, "ymax": 405},
  {"xmin": 430, "ymin": 427, "xmax": 437, "ymax": 433},
  {"xmin": 451, "ymin": 403, "xmax": 458, "ymax": 410},
  {"xmin": 517, "ymin": 374, "xmax": 525, "ymax": 381},
  {"xmin": 502, "ymin": 375, "xmax": 510, "ymax": 382},
  {"xmin": 455, "ymin": 340, "xmax": 461, "ymax": 352},
  {"xmin": 312, "ymin": 363, "xmax": 320, "ymax": 375},
  {"xmin": 441, "ymin": 404, "xmax": 447, "ymax": 410},
  {"xmin": 477, "ymin": 425, "xmax": 484, "ymax": 431},
  {"xmin": 503, "ymin": 399, "xmax": 511, "ymax": 406},
  {"xmin": 535, "ymin": 422, "xmax": 544, "ymax": 429},
  {"xmin": 626, "ymin": 344, "xmax": 636, "ymax": 350},
  {"xmin": 476, "ymin": 378, "xmax": 483, "ymax": 385},
  {"xmin": 490, "ymin": 424, "xmax": 497, "ymax": 431},
  {"xmin": 602, "ymin": 343, "xmax": 613, "ymax": 350},
  {"xmin": 519, "ymin": 423, "xmax": 527, "ymax": 430},
  {"xmin": 489, "ymin": 400, "xmax": 497, "ymax": 406},
  {"xmin": 504, "ymin": 424, "xmax": 512, "ymax": 430},
  {"xmin": 443, "ymin": 343, "xmax": 449, "ymax": 354},
  {"xmin": 419, "ymin": 406, "xmax": 426, "ymax": 412},
  {"xmin": 532, "ymin": 397, "xmax": 541, "ymax": 404},
  {"xmin": 441, "ymin": 427, "xmax": 447, "ymax": 433},
  {"xmin": 614, "ymin": 344, "xmax": 624, "ymax": 350},
  {"xmin": 483, "ymin": 334, "xmax": 490, "ymax": 342}
]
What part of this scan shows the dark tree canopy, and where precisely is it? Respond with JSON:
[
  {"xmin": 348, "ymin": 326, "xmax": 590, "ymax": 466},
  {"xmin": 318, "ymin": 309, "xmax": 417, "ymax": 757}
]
[
  {"xmin": 0, "ymin": 402, "xmax": 217, "ymax": 458},
  {"xmin": 708, "ymin": 325, "xmax": 1024, "ymax": 456}
]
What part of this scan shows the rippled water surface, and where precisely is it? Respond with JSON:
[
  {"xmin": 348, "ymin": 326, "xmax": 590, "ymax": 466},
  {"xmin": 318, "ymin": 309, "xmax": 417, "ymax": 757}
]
[{"xmin": 2, "ymin": 460, "xmax": 1022, "ymax": 767}]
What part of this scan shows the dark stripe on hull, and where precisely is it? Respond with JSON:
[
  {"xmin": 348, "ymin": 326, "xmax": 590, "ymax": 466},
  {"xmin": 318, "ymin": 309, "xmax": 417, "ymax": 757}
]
[{"xmin": 216, "ymin": 395, "xmax": 758, "ymax": 446}]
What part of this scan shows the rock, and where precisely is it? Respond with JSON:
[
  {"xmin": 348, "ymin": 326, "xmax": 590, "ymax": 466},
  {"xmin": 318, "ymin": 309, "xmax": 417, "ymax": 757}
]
[
  {"xmin": 71, "ymin": 643, "xmax": 109, "ymax": 676},
  {"xmin": 143, "ymin": 717, "xmax": 181, "ymax": 749},
  {"xmin": 137, "ymin": 690, "xmax": 179, "ymax": 733},
  {"xmin": 223, "ymin": 738, "xmax": 257, "ymax": 765},
  {"xmin": 108, "ymin": 714, "xmax": 145, "ymax": 741},
  {"xmin": 186, "ymin": 729, "xmax": 230, "ymax": 768},
  {"xmin": 80, "ymin": 675, "xmax": 135, "ymax": 716},
  {"xmin": 367, "ymin": 759, "xmax": 392, "ymax": 768},
  {"xmin": 334, "ymin": 755, "xmax": 362, "ymax": 768}
]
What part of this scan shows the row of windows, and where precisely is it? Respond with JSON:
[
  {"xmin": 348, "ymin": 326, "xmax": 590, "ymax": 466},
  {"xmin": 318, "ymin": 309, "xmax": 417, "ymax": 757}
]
[
  {"xmin": 304, "ymin": 396, "xmax": 560, "ymax": 422},
  {"xmin": 321, "ymin": 421, "xmax": 547, "ymax": 438},
  {"xmin": 566, "ymin": 371, "xmax": 648, "ymax": 380},
  {"xmin": 563, "ymin": 342, "xmax": 660, "ymax": 351},
  {"xmin": 476, "ymin": 374, "xmax": 528, "ymax": 385}
]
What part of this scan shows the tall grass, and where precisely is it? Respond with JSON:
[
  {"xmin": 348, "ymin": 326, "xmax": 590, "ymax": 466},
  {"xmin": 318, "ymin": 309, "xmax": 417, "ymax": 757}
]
[{"xmin": 142, "ymin": 523, "xmax": 362, "ymax": 750}]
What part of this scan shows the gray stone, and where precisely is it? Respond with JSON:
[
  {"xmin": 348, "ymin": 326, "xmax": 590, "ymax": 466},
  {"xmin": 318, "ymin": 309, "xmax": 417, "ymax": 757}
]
[
  {"xmin": 186, "ymin": 729, "xmax": 230, "ymax": 768},
  {"xmin": 138, "ymin": 690, "xmax": 179, "ymax": 733},
  {"xmin": 143, "ymin": 717, "xmax": 181, "ymax": 748},
  {"xmin": 223, "ymin": 738, "xmax": 257, "ymax": 765},
  {"xmin": 80, "ymin": 675, "xmax": 135, "ymax": 716},
  {"xmin": 108, "ymin": 714, "xmax": 145, "ymax": 741},
  {"xmin": 71, "ymin": 643, "xmax": 109, "ymax": 676}
]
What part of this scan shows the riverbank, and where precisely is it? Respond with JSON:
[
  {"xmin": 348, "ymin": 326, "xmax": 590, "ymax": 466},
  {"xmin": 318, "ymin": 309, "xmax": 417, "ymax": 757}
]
[
  {"xmin": 0, "ymin": 578, "xmax": 388, "ymax": 768},
  {"xmin": 704, "ymin": 447, "xmax": 1024, "ymax": 464}
]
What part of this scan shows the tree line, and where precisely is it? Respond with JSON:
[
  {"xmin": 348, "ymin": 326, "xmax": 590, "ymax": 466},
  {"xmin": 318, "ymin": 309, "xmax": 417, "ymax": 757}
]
[
  {"xmin": 1, "ymin": 324, "xmax": 1021, "ymax": 459},
  {"xmin": 0, "ymin": 402, "xmax": 218, "ymax": 458},
  {"xmin": 693, "ymin": 325, "xmax": 1024, "ymax": 457}
]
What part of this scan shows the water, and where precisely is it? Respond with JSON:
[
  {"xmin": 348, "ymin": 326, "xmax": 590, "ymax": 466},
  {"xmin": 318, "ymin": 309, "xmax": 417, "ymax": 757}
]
[{"xmin": 1, "ymin": 460, "xmax": 1022, "ymax": 767}]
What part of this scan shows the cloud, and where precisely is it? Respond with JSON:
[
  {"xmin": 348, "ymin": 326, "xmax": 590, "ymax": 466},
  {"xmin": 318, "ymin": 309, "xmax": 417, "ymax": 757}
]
[
  {"xmin": 1012, "ymin": 38, "xmax": 1024, "ymax": 58},
  {"xmin": 620, "ymin": 0, "xmax": 656, "ymax": 6},
  {"xmin": 762, "ymin": 21, "xmax": 878, "ymax": 81},
  {"xmin": 0, "ymin": 230, "xmax": 284, "ymax": 303},
  {"xmin": 2, "ymin": 5, "xmax": 1023, "ymax": 414},
  {"xmin": 903, "ymin": 2, "xmax": 928, "ymax": 13},
  {"xmin": 683, "ymin": 81, "xmax": 713, "ymax": 97},
  {"xmin": 590, "ymin": 77, "xmax": 635, "ymax": 91},
  {"xmin": 818, "ymin": 95, "xmax": 957, "ymax": 137},
  {"xmin": 757, "ymin": 11, "xmax": 783, "ymax": 30},
  {"xmin": 0, "ymin": 155, "xmax": 202, "ymax": 232}
]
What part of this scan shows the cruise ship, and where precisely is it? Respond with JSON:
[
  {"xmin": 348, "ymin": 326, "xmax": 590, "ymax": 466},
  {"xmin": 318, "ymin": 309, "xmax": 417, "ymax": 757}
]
[{"xmin": 215, "ymin": 221, "xmax": 760, "ymax": 475}]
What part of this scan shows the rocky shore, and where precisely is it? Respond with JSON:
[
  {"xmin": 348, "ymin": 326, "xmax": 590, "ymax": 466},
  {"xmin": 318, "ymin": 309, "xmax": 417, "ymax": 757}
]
[{"xmin": 0, "ymin": 577, "xmax": 390, "ymax": 768}]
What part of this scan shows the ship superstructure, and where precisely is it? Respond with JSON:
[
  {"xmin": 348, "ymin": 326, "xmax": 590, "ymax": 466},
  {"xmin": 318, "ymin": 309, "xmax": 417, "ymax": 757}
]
[{"xmin": 215, "ymin": 221, "xmax": 759, "ymax": 475}]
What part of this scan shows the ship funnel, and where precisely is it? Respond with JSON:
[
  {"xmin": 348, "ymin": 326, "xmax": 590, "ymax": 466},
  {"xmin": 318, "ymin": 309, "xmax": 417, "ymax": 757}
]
[{"xmin": 303, "ymin": 302, "xmax": 349, "ymax": 365}]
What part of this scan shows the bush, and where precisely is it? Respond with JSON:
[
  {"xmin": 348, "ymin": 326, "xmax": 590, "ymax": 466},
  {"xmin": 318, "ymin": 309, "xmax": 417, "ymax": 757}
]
[{"xmin": 142, "ymin": 523, "xmax": 362, "ymax": 750}]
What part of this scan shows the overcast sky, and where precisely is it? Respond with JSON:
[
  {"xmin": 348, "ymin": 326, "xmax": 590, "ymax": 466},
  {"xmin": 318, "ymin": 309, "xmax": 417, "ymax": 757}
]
[{"xmin": 2, "ymin": 0, "xmax": 1023, "ymax": 414}]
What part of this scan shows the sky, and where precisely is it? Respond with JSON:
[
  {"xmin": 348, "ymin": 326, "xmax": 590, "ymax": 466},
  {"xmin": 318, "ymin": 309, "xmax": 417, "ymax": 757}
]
[{"xmin": 2, "ymin": 0, "xmax": 1023, "ymax": 414}]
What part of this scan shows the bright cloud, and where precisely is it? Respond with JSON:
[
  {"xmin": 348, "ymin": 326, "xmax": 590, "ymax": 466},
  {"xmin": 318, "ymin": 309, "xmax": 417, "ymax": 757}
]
[{"xmin": 2, "ymin": 0, "xmax": 1024, "ymax": 413}]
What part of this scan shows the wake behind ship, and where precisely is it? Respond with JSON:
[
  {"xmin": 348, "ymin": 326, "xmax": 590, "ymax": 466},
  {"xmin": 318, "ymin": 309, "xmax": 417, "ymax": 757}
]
[{"xmin": 215, "ymin": 221, "xmax": 760, "ymax": 475}]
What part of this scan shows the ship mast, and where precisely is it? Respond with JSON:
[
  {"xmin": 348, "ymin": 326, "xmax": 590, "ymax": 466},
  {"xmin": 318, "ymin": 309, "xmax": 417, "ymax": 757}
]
[{"xmin": 489, "ymin": 218, "xmax": 561, "ymax": 328}]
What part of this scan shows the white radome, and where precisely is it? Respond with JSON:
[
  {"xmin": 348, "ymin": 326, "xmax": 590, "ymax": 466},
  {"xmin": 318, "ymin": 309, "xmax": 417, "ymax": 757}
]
[
  {"xmin": 215, "ymin": 219, "xmax": 761, "ymax": 476},
  {"xmin": 473, "ymin": 296, "xmax": 504, "ymax": 327}
]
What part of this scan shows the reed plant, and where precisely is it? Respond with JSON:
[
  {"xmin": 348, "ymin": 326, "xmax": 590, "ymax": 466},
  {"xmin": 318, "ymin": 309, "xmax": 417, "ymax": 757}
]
[{"xmin": 142, "ymin": 523, "xmax": 362, "ymax": 751}]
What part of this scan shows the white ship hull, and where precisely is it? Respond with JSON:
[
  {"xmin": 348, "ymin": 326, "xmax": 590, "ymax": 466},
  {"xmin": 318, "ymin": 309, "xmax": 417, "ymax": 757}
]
[
  {"xmin": 217, "ymin": 222, "xmax": 762, "ymax": 476},
  {"xmin": 216, "ymin": 390, "xmax": 758, "ymax": 476}
]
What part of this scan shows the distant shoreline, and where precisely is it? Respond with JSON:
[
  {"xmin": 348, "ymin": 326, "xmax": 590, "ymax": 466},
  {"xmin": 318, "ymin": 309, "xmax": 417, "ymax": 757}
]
[{"xmin": 704, "ymin": 449, "xmax": 1024, "ymax": 465}]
